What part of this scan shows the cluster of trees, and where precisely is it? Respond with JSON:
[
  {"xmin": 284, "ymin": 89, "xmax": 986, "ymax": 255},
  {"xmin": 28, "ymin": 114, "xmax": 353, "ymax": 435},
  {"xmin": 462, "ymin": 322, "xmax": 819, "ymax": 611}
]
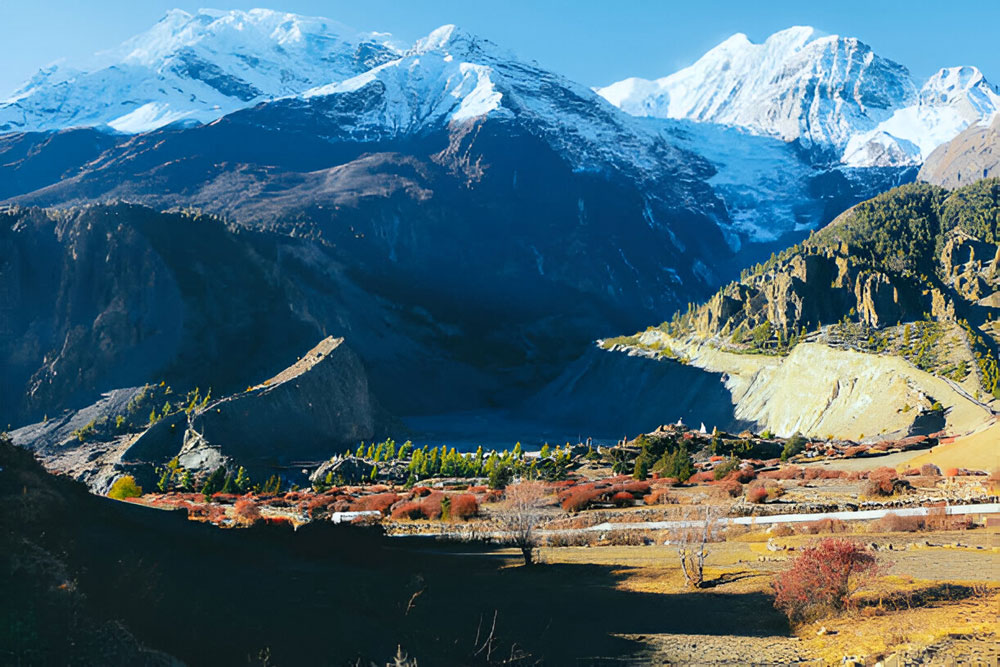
[
  {"xmin": 959, "ymin": 318, "xmax": 1000, "ymax": 398},
  {"xmin": 342, "ymin": 439, "xmax": 574, "ymax": 489},
  {"xmin": 147, "ymin": 385, "xmax": 212, "ymax": 426},
  {"xmin": 631, "ymin": 435, "xmax": 694, "ymax": 482},
  {"xmin": 153, "ymin": 459, "xmax": 281, "ymax": 499}
]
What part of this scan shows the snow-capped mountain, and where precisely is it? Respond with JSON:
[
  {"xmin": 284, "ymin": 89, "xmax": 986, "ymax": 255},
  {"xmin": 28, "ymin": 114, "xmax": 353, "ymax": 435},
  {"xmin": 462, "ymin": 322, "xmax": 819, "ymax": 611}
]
[
  {"xmin": 597, "ymin": 27, "xmax": 1000, "ymax": 167},
  {"xmin": 0, "ymin": 8, "xmax": 400, "ymax": 133},
  {"xmin": 843, "ymin": 66, "xmax": 1000, "ymax": 166},
  {"xmin": 281, "ymin": 24, "xmax": 705, "ymax": 184}
]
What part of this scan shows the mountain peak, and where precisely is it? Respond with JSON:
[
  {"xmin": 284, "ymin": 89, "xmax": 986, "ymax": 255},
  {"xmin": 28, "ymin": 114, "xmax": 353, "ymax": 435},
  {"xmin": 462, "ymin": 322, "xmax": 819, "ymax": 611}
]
[{"xmin": 0, "ymin": 8, "xmax": 402, "ymax": 133}]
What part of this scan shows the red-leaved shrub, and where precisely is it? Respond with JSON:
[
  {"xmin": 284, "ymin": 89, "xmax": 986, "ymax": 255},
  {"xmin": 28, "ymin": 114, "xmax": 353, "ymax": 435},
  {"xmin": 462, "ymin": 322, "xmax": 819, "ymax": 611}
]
[
  {"xmin": 772, "ymin": 538, "xmax": 880, "ymax": 623},
  {"xmin": 746, "ymin": 484, "xmax": 769, "ymax": 504},
  {"xmin": 350, "ymin": 492, "xmax": 400, "ymax": 515},
  {"xmin": 798, "ymin": 518, "xmax": 847, "ymax": 535},
  {"xmin": 643, "ymin": 488, "xmax": 673, "ymax": 506},
  {"xmin": 390, "ymin": 501, "xmax": 424, "ymax": 520},
  {"xmin": 450, "ymin": 493, "xmax": 479, "ymax": 520},
  {"xmin": 863, "ymin": 467, "xmax": 898, "ymax": 497},
  {"xmin": 233, "ymin": 498, "xmax": 261, "ymax": 526},
  {"xmin": 716, "ymin": 479, "xmax": 743, "ymax": 498},
  {"xmin": 687, "ymin": 471, "xmax": 715, "ymax": 484},
  {"xmin": 871, "ymin": 512, "xmax": 924, "ymax": 532},
  {"xmin": 611, "ymin": 491, "xmax": 634, "ymax": 507}
]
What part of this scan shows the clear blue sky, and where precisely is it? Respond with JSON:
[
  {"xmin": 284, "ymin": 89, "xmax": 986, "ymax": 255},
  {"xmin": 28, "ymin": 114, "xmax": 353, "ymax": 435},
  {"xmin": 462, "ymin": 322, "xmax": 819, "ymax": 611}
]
[{"xmin": 2, "ymin": 0, "xmax": 998, "ymax": 95}]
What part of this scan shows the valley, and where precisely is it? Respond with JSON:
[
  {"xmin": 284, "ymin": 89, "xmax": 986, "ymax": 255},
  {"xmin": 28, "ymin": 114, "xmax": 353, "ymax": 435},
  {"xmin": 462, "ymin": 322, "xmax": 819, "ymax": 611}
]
[{"xmin": 2, "ymin": 7, "xmax": 999, "ymax": 666}]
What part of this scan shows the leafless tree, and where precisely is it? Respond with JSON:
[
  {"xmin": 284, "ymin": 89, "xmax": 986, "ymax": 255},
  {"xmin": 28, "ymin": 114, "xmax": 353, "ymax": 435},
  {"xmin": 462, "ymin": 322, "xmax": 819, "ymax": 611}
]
[
  {"xmin": 493, "ymin": 482, "xmax": 549, "ymax": 565},
  {"xmin": 668, "ymin": 500, "xmax": 729, "ymax": 588}
]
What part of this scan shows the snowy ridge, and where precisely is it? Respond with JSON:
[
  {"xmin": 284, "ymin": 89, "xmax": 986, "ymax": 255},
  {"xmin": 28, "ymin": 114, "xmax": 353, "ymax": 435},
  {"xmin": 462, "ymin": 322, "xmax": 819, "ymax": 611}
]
[
  {"xmin": 0, "ymin": 8, "xmax": 401, "ymax": 133},
  {"xmin": 843, "ymin": 66, "xmax": 1000, "ymax": 166},
  {"xmin": 597, "ymin": 27, "xmax": 1000, "ymax": 167},
  {"xmin": 298, "ymin": 25, "xmax": 704, "ymax": 183}
]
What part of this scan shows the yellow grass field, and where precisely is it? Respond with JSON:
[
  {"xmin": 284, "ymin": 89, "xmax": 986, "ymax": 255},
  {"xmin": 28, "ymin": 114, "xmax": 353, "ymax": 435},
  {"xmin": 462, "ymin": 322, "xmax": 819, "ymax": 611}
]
[{"xmin": 904, "ymin": 420, "xmax": 1000, "ymax": 473}]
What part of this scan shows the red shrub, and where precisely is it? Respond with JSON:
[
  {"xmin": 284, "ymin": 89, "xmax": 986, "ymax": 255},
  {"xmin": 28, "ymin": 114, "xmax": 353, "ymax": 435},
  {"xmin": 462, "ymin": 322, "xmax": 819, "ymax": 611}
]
[
  {"xmin": 746, "ymin": 484, "xmax": 769, "ymax": 504},
  {"xmin": 643, "ymin": 488, "xmax": 673, "ymax": 506},
  {"xmin": 390, "ymin": 501, "xmax": 424, "ymax": 520},
  {"xmin": 944, "ymin": 467, "xmax": 960, "ymax": 478},
  {"xmin": 611, "ymin": 491, "xmax": 634, "ymax": 507},
  {"xmin": 561, "ymin": 487, "xmax": 602, "ymax": 512},
  {"xmin": 716, "ymin": 479, "xmax": 743, "ymax": 498},
  {"xmin": 233, "ymin": 498, "xmax": 261, "ymax": 526},
  {"xmin": 688, "ymin": 471, "xmax": 715, "ymax": 484},
  {"xmin": 724, "ymin": 467, "xmax": 757, "ymax": 484},
  {"xmin": 863, "ymin": 467, "xmax": 898, "ymax": 497},
  {"xmin": 265, "ymin": 516, "xmax": 291, "ymax": 526},
  {"xmin": 483, "ymin": 490, "xmax": 504, "ymax": 503},
  {"xmin": 798, "ymin": 518, "xmax": 847, "ymax": 535},
  {"xmin": 773, "ymin": 539, "xmax": 880, "ymax": 623},
  {"xmin": 872, "ymin": 512, "xmax": 924, "ymax": 532},
  {"xmin": 350, "ymin": 492, "xmax": 400, "ymax": 515},
  {"xmin": 450, "ymin": 494, "xmax": 479, "ymax": 520},
  {"xmin": 419, "ymin": 491, "xmax": 445, "ymax": 520},
  {"xmin": 411, "ymin": 486, "xmax": 432, "ymax": 497},
  {"xmin": 617, "ymin": 480, "xmax": 651, "ymax": 495}
]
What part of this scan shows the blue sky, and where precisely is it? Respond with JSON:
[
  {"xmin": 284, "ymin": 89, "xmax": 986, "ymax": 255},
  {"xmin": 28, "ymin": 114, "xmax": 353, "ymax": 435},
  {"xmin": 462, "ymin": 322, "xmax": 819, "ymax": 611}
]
[{"xmin": 2, "ymin": 0, "xmax": 998, "ymax": 95}]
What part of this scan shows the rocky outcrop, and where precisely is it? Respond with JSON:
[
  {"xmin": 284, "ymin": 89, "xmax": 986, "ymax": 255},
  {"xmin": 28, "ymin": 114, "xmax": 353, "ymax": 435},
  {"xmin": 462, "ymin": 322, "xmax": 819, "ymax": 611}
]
[
  {"xmin": 179, "ymin": 336, "xmax": 377, "ymax": 470},
  {"xmin": 695, "ymin": 250, "xmax": 926, "ymax": 336},
  {"xmin": 309, "ymin": 456, "xmax": 376, "ymax": 485},
  {"xmin": 12, "ymin": 337, "xmax": 386, "ymax": 490},
  {"xmin": 919, "ymin": 114, "xmax": 1000, "ymax": 189}
]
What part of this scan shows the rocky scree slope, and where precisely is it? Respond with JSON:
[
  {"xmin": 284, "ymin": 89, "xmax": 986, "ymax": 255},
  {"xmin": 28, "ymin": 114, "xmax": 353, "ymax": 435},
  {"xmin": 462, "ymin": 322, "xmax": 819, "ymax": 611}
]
[
  {"xmin": 600, "ymin": 179, "xmax": 1000, "ymax": 438},
  {"xmin": 919, "ymin": 113, "xmax": 1000, "ymax": 189}
]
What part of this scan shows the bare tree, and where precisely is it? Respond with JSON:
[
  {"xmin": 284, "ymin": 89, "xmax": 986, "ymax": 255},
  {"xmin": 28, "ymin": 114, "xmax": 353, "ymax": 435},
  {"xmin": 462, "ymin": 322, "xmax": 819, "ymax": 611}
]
[
  {"xmin": 493, "ymin": 482, "xmax": 549, "ymax": 565},
  {"xmin": 668, "ymin": 500, "xmax": 729, "ymax": 588}
]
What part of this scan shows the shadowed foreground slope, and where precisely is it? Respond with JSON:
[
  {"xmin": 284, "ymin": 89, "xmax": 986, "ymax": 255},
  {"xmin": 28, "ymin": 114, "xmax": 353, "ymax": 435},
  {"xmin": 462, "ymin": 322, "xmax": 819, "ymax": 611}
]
[{"xmin": 0, "ymin": 437, "xmax": 792, "ymax": 665}]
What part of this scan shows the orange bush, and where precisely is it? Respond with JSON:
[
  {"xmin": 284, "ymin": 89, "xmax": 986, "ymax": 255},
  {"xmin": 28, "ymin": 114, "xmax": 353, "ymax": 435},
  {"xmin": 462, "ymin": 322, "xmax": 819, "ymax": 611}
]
[
  {"xmin": 611, "ymin": 491, "xmax": 634, "ymax": 507},
  {"xmin": 716, "ymin": 479, "xmax": 743, "ymax": 498},
  {"xmin": 798, "ymin": 518, "xmax": 847, "ymax": 535},
  {"xmin": 746, "ymin": 484, "xmax": 769, "ymax": 504},
  {"xmin": 350, "ymin": 492, "xmax": 400, "ymax": 515},
  {"xmin": 872, "ymin": 512, "xmax": 924, "ymax": 532},
  {"xmin": 561, "ymin": 487, "xmax": 603, "ymax": 512},
  {"xmin": 233, "ymin": 498, "xmax": 261, "ymax": 526},
  {"xmin": 419, "ymin": 491, "xmax": 445, "ymax": 520},
  {"xmin": 643, "ymin": 488, "xmax": 673, "ymax": 505},
  {"xmin": 450, "ymin": 493, "xmax": 479, "ymax": 520},
  {"xmin": 390, "ymin": 501, "xmax": 424, "ymax": 520},
  {"xmin": 863, "ymin": 467, "xmax": 898, "ymax": 496},
  {"xmin": 688, "ymin": 471, "xmax": 715, "ymax": 484}
]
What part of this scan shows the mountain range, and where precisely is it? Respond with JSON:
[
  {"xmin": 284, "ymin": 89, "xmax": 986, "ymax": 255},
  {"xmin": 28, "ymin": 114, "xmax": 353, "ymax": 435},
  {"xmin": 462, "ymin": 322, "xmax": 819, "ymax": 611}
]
[{"xmin": 1, "ymin": 9, "xmax": 998, "ymax": 449}]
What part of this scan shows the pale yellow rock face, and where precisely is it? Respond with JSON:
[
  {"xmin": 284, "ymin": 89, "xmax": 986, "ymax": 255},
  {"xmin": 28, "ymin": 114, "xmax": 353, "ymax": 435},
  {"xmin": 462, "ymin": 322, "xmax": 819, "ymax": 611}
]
[{"xmin": 635, "ymin": 331, "xmax": 994, "ymax": 440}]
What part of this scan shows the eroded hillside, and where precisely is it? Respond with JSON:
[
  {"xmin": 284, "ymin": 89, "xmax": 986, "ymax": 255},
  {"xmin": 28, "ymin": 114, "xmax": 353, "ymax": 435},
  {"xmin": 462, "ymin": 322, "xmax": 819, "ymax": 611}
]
[{"xmin": 602, "ymin": 179, "xmax": 1000, "ymax": 439}]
